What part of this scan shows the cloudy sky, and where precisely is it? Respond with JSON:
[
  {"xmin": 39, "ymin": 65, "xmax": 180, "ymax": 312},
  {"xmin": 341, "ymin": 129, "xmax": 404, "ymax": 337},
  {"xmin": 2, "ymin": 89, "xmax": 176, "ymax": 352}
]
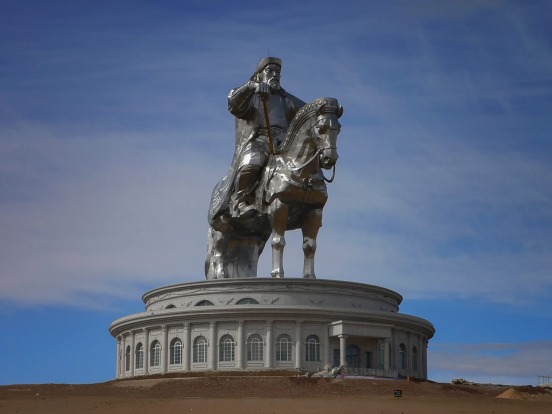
[{"xmin": 1, "ymin": 0, "xmax": 551, "ymax": 385}]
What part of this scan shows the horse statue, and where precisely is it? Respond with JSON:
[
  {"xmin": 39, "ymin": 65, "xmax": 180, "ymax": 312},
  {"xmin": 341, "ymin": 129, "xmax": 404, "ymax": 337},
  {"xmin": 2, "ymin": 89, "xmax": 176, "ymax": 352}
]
[{"xmin": 206, "ymin": 97, "xmax": 343, "ymax": 279}]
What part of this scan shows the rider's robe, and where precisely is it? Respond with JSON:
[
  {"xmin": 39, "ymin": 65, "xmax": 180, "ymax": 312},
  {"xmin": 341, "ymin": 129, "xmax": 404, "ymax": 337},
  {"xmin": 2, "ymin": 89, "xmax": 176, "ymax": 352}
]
[{"xmin": 208, "ymin": 83, "xmax": 305, "ymax": 225}]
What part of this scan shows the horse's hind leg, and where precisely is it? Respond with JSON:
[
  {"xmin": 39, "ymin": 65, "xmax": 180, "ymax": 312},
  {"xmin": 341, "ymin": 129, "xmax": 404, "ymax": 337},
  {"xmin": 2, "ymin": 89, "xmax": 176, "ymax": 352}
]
[
  {"xmin": 268, "ymin": 199, "xmax": 288, "ymax": 278},
  {"xmin": 301, "ymin": 208, "xmax": 323, "ymax": 279}
]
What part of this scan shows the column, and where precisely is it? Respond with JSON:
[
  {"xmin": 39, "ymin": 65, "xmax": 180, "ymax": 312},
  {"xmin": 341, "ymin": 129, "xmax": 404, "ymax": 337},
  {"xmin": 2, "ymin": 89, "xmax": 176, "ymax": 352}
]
[
  {"xmin": 130, "ymin": 331, "xmax": 136, "ymax": 377},
  {"xmin": 143, "ymin": 328, "xmax": 150, "ymax": 375},
  {"xmin": 116, "ymin": 336, "xmax": 122, "ymax": 379},
  {"xmin": 183, "ymin": 323, "xmax": 191, "ymax": 371},
  {"xmin": 416, "ymin": 336, "xmax": 424, "ymax": 378},
  {"xmin": 422, "ymin": 338, "xmax": 428, "ymax": 379},
  {"xmin": 237, "ymin": 321, "xmax": 245, "ymax": 369},
  {"xmin": 406, "ymin": 332, "xmax": 411, "ymax": 375},
  {"xmin": 161, "ymin": 325, "xmax": 168, "ymax": 374},
  {"xmin": 339, "ymin": 335, "xmax": 347, "ymax": 367},
  {"xmin": 323, "ymin": 324, "xmax": 331, "ymax": 370},
  {"xmin": 294, "ymin": 321, "xmax": 303, "ymax": 369},
  {"xmin": 265, "ymin": 320, "xmax": 273, "ymax": 369},
  {"xmin": 208, "ymin": 322, "xmax": 217, "ymax": 370},
  {"xmin": 122, "ymin": 335, "xmax": 127, "ymax": 377}
]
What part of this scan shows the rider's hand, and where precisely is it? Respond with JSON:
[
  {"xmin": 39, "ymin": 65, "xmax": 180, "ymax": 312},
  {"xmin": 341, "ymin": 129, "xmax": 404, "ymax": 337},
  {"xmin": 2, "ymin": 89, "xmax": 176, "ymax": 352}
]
[{"xmin": 249, "ymin": 81, "xmax": 271, "ymax": 100}]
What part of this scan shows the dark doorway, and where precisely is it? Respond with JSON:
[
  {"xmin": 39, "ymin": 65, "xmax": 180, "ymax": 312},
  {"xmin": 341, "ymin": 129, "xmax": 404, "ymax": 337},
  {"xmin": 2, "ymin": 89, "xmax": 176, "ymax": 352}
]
[
  {"xmin": 365, "ymin": 351, "xmax": 372, "ymax": 368},
  {"xmin": 346, "ymin": 344, "xmax": 360, "ymax": 368}
]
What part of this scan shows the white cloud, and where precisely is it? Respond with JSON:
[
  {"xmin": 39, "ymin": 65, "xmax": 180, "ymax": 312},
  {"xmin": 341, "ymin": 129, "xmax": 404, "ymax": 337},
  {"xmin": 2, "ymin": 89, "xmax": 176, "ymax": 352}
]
[
  {"xmin": 0, "ymin": 122, "xmax": 223, "ymax": 307},
  {"xmin": 1, "ymin": 0, "xmax": 551, "ymax": 314}
]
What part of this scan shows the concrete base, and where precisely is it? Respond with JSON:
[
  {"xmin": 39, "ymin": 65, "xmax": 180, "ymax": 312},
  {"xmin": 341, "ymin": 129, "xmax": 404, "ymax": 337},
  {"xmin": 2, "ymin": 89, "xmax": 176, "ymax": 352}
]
[{"xmin": 110, "ymin": 278, "xmax": 435, "ymax": 379}]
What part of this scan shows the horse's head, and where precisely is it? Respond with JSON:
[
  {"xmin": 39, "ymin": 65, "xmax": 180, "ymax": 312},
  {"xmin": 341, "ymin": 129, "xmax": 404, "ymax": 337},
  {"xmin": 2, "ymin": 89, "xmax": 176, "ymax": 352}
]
[{"xmin": 313, "ymin": 98, "xmax": 343, "ymax": 169}]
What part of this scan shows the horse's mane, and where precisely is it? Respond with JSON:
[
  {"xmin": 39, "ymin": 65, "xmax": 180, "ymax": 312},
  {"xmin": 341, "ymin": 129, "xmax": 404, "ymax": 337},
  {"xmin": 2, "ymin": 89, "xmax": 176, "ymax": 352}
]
[{"xmin": 278, "ymin": 97, "xmax": 339, "ymax": 153}]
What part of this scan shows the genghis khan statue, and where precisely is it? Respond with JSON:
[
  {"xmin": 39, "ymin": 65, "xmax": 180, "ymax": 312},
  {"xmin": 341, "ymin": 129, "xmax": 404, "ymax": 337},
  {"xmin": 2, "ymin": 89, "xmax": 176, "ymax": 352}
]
[{"xmin": 209, "ymin": 57, "xmax": 306, "ymax": 221}]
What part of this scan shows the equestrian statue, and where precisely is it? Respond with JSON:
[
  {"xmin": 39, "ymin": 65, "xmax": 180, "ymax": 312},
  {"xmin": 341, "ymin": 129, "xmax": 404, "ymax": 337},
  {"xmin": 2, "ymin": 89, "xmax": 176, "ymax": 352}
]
[{"xmin": 206, "ymin": 57, "xmax": 343, "ymax": 279}]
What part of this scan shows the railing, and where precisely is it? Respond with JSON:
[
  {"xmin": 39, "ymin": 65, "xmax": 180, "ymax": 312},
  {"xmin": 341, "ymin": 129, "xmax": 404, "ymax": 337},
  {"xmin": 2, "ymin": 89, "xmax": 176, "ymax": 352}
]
[{"xmin": 342, "ymin": 367, "xmax": 398, "ymax": 378}]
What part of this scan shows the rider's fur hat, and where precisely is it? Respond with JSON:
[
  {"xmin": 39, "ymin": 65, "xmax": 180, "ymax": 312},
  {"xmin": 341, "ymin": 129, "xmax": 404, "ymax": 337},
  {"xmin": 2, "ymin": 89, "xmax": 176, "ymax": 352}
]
[{"xmin": 251, "ymin": 57, "xmax": 282, "ymax": 79}]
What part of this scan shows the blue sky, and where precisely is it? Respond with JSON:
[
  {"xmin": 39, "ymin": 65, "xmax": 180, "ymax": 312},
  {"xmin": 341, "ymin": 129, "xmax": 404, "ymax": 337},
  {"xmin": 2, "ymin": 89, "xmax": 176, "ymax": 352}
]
[{"xmin": 1, "ymin": 0, "xmax": 551, "ymax": 386}]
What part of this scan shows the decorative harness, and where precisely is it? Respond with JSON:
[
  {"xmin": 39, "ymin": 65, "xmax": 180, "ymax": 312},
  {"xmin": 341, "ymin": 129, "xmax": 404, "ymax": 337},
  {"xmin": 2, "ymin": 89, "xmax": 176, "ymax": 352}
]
[{"xmin": 270, "ymin": 97, "xmax": 340, "ymax": 190}]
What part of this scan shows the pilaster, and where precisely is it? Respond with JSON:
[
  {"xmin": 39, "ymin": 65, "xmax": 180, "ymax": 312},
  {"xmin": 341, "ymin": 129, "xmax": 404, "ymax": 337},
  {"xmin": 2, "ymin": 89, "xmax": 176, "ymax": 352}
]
[
  {"xmin": 323, "ymin": 323, "xmax": 331, "ymax": 370},
  {"xmin": 116, "ymin": 336, "xmax": 122, "ymax": 379},
  {"xmin": 265, "ymin": 320, "xmax": 273, "ymax": 369},
  {"xmin": 208, "ymin": 322, "xmax": 217, "ymax": 370},
  {"xmin": 130, "ymin": 331, "xmax": 136, "ymax": 376},
  {"xmin": 143, "ymin": 328, "xmax": 150, "ymax": 375},
  {"xmin": 237, "ymin": 320, "xmax": 245, "ymax": 369},
  {"xmin": 294, "ymin": 320, "xmax": 303, "ymax": 369},
  {"xmin": 161, "ymin": 325, "xmax": 168, "ymax": 373},
  {"xmin": 183, "ymin": 323, "xmax": 191, "ymax": 371}
]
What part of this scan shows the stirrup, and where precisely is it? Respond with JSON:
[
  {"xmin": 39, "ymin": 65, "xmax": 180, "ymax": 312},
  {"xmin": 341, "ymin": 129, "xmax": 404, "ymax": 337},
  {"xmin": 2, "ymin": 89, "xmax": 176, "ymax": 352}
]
[{"xmin": 233, "ymin": 202, "xmax": 256, "ymax": 218}]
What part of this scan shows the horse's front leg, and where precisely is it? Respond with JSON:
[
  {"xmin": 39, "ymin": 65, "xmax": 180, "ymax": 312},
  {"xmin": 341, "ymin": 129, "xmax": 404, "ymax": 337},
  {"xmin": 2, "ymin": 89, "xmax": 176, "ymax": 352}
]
[
  {"xmin": 268, "ymin": 199, "xmax": 288, "ymax": 278},
  {"xmin": 206, "ymin": 227, "xmax": 226, "ymax": 279},
  {"xmin": 205, "ymin": 216, "xmax": 232, "ymax": 279},
  {"xmin": 301, "ymin": 208, "xmax": 323, "ymax": 279}
]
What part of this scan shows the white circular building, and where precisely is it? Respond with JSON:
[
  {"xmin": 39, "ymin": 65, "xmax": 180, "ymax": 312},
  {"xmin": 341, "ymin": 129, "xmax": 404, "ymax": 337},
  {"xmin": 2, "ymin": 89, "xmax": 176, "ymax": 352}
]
[{"xmin": 109, "ymin": 278, "xmax": 435, "ymax": 379}]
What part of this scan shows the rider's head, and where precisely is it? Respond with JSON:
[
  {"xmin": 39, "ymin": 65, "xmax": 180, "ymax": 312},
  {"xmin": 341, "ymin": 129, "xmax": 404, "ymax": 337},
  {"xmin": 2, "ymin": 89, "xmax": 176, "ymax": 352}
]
[{"xmin": 252, "ymin": 57, "xmax": 281, "ymax": 91}]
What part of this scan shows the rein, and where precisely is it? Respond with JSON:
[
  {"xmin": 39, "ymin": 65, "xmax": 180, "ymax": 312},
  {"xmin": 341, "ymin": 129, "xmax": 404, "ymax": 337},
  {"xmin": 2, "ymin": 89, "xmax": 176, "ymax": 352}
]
[
  {"xmin": 275, "ymin": 146, "xmax": 337, "ymax": 189},
  {"xmin": 285, "ymin": 147, "xmax": 323, "ymax": 172},
  {"xmin": 322, "ymin": 164, "xmax": 336, "ymax": 183}
]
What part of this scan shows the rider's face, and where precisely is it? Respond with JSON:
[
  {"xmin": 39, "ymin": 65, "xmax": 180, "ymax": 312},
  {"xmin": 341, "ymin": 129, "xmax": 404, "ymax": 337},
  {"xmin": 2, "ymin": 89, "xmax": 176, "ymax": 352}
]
[{"xmin": 261, "ymin": 64, "xmax": 281, "ymax": 90}]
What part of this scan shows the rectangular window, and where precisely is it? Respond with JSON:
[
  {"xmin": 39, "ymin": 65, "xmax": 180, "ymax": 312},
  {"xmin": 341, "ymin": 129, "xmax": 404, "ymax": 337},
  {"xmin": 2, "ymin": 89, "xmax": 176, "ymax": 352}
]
[
  {"xmin": 194, "ymin": 341, "xmax": 207, "ymax": 363},
  {"xmin": 220, "ymin": 341, "xmax": 235, "ymax": 362},
  {"xmin": 305, "ymin": 343, "xmax": 320, "ymax": 362},
  {"xmin": 136, "ymin": 348, "xmax": 144, "ymax": 369},
  {"xmin": 247, "ymin": 342, "xmax": 263, "ymax": 361},
  {"xmin": 172, "ymin": 346, "xmax": 182, "ymax": 365},
  {"xmin": 276, "ymin": 342, "xmax": 292, "ymax": 362},
  {"xmin": 152, "ymin": 349, "xmax": 160, "ymax": 366}
]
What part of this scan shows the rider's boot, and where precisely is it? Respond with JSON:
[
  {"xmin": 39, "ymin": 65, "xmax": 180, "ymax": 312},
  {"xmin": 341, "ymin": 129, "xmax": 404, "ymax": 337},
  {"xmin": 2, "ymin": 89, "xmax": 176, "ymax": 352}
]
[{"xmin": 231, "ymin": 165, "xmax": 261, "ymax": 218}]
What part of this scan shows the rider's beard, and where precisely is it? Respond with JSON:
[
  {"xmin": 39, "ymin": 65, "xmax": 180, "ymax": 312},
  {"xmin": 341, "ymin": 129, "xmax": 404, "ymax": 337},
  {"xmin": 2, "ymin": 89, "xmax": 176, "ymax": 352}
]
[{"xmin": 268, "ymin": 77, "xmax": 280, "ymax": 91}]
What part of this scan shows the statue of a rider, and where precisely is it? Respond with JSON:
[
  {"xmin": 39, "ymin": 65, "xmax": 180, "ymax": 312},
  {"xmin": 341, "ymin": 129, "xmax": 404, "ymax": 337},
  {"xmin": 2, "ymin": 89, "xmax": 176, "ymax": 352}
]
[{"xmin": 208, "ymin": 57, "xmax": 305, "ymax": 224}]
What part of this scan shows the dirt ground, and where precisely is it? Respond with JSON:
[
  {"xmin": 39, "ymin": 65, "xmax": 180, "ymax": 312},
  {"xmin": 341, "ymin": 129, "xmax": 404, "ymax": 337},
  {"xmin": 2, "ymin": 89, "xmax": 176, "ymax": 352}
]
[{"xmin": 2, "ymin": 375, "xmax": 551, "ymax": 414}]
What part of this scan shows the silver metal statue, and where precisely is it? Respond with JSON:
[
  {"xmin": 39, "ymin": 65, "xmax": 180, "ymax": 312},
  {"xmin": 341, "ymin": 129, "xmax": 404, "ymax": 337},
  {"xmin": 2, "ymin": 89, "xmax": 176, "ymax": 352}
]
[{"xmin": 206, "ymin": 57, "xmax": 342, "ymax": 279}]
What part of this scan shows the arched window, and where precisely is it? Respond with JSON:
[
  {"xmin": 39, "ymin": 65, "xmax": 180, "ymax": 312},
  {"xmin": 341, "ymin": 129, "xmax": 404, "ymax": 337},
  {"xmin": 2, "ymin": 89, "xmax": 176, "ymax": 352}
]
[
  {"xmin": 305, "ymin": 335, "xmax": 320, "ymax": 362},
  {"xmin": 412, "ymin": 346, "xmax": 418, "ymax": 371},
  {"xmin": 125, "ymin": 345, "xmax": 131, "ymax": 371},
  {"xmin": 135, "ymin": 343, "xmax": 144, "ymax": 369},
  {"xmin": 276, "ymin": 334, "xmax": 292, "ymax": 362},
  {"xmin": 150, "ymin": 340, "xmax": 161, "ymax": 367},
  {"xmin": 165, "ymin": 304, "xmax": 176, "ymax": 309},
  {"xmin": 236, "ymin": 298, "xmax": 259, "ymax": 304},
  {"xmin": 247, "ymin": 334, "xmax": 264, "ymax": 362},
  {"xmin": 193, "ymin": 336, "xmax": 207, "ymax": 363},
  {"xmin": 170, "ymin": 338, "xmax": 183, "ymax": 365},
  {"xmin": 195, "ymin": 300, "xmax": 214, "ymax": 306},
  {"xmin": 219, "ymin": 335, "xmax": 236, "ymax": 362},
  {"xmin": 399, "ymin": 343, "xmax": 407, "ymax": 370}
]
